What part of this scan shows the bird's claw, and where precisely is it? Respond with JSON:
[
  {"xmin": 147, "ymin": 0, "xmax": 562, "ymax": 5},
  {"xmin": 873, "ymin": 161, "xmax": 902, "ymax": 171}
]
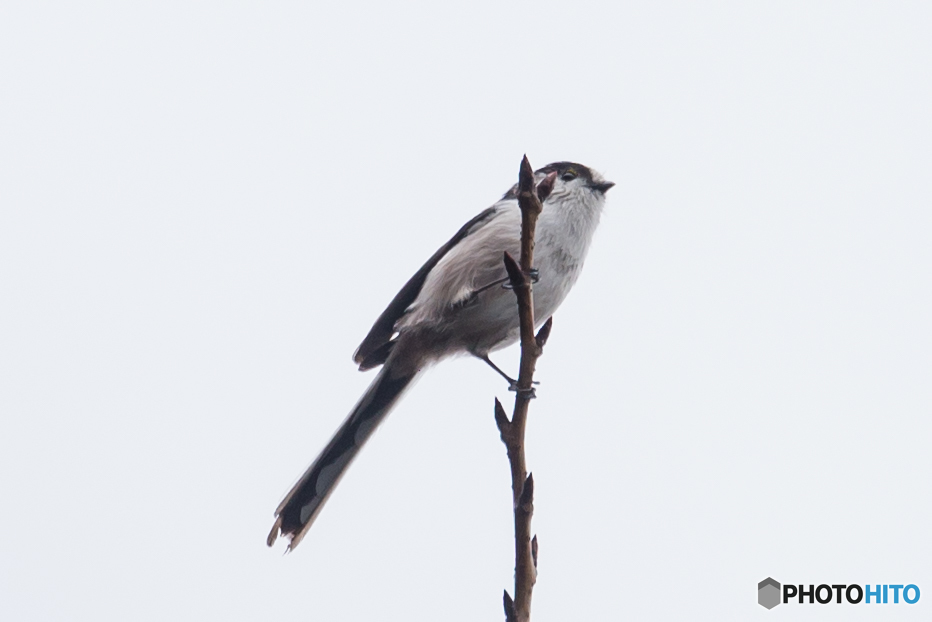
[
  {"xmin": 507, "ymin": 380, "xmax": 539, "ymax": 397},
  {"xmin": 511, "ymin": 386, "xmax": 537, "ymax": 399},
  {"xmin": 502, "ymin": 268, "xmax": 540, "ymax": 289}
]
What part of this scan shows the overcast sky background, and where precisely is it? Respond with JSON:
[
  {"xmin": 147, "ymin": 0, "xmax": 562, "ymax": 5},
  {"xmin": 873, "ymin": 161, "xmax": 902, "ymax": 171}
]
[{"xmin": 2, "ymin": 2, "xmax": 930, "ymax": 620}]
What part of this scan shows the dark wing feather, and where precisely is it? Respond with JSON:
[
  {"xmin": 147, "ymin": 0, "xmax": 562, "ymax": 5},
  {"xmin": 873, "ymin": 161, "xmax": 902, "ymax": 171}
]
[{"xmin": 353, "ymin": 205, "xmax": 499, "ymax": 369}]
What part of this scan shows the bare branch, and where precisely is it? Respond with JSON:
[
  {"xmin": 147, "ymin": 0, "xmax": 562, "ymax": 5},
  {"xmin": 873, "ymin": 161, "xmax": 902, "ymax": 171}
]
[{"xmin": 494, "ymin": 155, "xmax": 554, "ymax": 622}]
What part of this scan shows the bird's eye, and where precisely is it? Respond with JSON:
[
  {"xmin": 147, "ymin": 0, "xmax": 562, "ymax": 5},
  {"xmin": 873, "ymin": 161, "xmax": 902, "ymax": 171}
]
[{"xmin": 561, "ymin": 170, "xmax": 578, "ymax": 182}]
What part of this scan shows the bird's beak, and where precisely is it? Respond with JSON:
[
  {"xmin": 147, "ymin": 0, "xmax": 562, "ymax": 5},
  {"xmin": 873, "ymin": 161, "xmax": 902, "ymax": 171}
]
[{"xmin": 589, "ymin": 181, "xmax": 615, "ymax": 193}]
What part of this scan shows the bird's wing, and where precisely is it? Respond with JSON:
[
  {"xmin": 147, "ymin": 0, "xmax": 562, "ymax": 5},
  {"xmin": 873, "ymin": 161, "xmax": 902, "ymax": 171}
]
[{"xmin": 353, "ymin": 204, "xmax": 500, "ymax": 369}]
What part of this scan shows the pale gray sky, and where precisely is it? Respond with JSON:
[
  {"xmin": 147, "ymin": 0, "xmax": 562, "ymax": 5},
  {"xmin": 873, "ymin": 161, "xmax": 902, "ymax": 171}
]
[{"xmin": 1, "ymin": 2, "xmax": 930, "ymax": 620}]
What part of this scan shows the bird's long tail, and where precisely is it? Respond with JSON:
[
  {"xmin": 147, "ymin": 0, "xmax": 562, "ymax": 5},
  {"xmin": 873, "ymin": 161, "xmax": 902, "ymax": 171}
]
[{"xmin": 267, "ymin": 362, "xmax": 417, "ymax": 550}]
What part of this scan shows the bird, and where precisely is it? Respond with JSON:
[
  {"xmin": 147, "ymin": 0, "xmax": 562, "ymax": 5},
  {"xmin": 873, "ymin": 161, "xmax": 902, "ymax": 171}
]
[{"xmin": 267, "ymin": 161, "xmax": 613, "ymax": 550}]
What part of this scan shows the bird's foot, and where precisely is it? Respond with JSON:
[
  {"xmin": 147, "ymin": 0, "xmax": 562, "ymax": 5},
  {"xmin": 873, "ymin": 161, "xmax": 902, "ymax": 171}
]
[
  {"xmin": 508, "ymin": 379, "xmax": 539, "ymax": 397},
  {"xmin": 509, "ymin": 383, "xmax": 538, "ymax": 399},
  {"xmin": 477, "ymin": 353, "xmax": 540, "ymax": 394},
  {"xmin": 502, "ymin": 268, "xmax": 540, "ymax": 289}
]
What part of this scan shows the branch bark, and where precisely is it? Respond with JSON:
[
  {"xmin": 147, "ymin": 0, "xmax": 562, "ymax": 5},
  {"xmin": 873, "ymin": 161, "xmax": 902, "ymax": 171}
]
[{"xmin": 495, "ymin": 155, "xmax": 557, "ymax": 622}]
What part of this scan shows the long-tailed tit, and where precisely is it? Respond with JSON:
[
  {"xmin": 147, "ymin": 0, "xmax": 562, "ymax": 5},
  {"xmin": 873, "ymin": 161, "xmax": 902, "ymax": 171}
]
[{"xmin": 268, "ymin": 161, "xmax": 613, "ymax": 550}]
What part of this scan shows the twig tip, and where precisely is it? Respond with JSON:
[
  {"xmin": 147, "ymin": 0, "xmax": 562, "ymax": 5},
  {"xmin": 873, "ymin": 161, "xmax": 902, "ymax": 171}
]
[
  {"xmin": 503, "ymin": 590, "xmax": 517, "ymax": 622},
  {"xmin": 502, "ymin": 251, "xmax": 525, "ymax": 288},
  {"xmin": 518, "ymin": 156, "xmax": 535, "ymax": 193},
  {"xmin": 535, "ymin": 317, "xmax": 553, "ymax": 349},
  {"xmin": 518, "ymin": 472, "xmax": 535, "ymax": 510},
  {"xmin": 537, "ymin": 171, "xmax": 557, "ymax": 202},
  {"xmin": 494, "ymin": 397, "xmax": 510, "ymax": 430}
]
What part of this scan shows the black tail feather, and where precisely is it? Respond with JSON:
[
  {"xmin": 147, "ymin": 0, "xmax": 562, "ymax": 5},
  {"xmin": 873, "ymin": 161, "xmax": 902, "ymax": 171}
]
[{"xmin": 268, "ymin": 364, "xmax": 416, "ymax": 550}]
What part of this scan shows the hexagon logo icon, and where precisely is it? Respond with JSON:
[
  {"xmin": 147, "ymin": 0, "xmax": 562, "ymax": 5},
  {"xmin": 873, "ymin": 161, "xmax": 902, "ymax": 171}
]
[{"xmin": 758, "ymin": 577, "xmax": 781, "ymax": 609}]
